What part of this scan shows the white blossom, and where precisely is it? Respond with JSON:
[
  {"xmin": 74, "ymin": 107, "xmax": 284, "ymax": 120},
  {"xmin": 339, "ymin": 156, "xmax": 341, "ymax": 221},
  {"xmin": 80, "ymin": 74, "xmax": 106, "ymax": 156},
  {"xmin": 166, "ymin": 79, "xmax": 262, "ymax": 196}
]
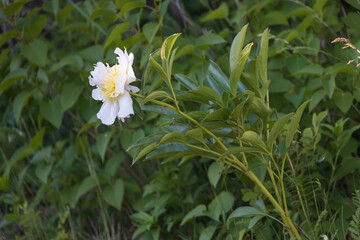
[{"xmin": 89, "ymin": 48, "xmax": 139, "ymax": 125}]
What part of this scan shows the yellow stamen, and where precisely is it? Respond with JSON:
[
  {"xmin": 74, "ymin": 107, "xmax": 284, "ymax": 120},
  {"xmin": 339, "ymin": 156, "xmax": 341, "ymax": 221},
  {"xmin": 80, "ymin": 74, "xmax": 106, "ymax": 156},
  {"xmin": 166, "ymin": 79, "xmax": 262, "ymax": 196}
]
[{"xmin": 100, "ymin": 65, "xmax": 123, "ymax": 102}]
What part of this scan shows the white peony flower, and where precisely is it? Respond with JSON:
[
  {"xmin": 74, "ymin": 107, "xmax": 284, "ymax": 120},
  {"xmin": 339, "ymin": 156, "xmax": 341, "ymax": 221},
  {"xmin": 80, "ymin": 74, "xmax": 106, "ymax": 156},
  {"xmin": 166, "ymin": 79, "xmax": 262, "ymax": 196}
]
[{"xmin": 89, "ymin": 48, "xmax": 139, "ymax": 125}]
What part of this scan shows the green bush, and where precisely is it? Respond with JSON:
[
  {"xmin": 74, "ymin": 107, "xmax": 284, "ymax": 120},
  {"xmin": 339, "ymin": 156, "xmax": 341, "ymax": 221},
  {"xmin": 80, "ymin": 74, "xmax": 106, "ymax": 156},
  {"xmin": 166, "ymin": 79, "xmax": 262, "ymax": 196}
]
[{"xmin": 1, "ymin": 0, "xmax": 360, "ymax": 239}]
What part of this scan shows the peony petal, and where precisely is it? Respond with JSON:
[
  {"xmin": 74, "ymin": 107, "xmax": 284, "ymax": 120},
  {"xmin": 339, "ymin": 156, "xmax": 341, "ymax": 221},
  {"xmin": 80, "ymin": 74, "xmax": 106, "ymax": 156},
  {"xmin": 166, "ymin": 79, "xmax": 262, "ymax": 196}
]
[
  {"xmin": 126, "ymin": 66, "xmax": 136, "ymax": 84},
  {"xmin": 114, "ymin": 48, "xmax": 123, "ymax": 56},
  {"xmin": 92, "ymin": 88, "xmax": 103, "ymax": 101},
  {"xmin": 115, "ymin": 48, "xmax": 129, "ymax": 70},
  {"xmin": 128, "ymin": 52, "xmax": 134, "ymax": 65},
  {"xmin": 115, "ymin": 70, "xmax": 127, "ymax": 95},
  {"xmin": 89, "ymin": 62, "xmax": 109, "ymax": 87},
  {"xmin": 97, "ymin": 101, "xmax": 119, "ymax": 125},
  {"xmin": 126, "ymin": 53, "xmax": 136, "ymax": 84},
  {"xmin": 117, "ymin": 91, "xmax": 134, "ymax": 119},
  {"xmin": 125, "ymin": 85, "xmax": 139, "ymax": 93}
]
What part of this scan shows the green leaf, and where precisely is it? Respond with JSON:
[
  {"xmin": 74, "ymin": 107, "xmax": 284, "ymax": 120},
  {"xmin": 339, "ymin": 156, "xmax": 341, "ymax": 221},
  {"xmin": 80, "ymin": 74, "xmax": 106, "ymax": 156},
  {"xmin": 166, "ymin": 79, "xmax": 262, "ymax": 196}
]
[
  {"xmin": 224, "ymin": 146, "xmax": 268, "ymax": 156},
  {"xmin": 294, "ymin": 64, "xmax": 323, "ymax": 76},
  {"xmin": 187, "ymin": 86, "xmax": 223, "ymax": 106},
  {"xmin": 145, "ymin": 143, "xmax": 188, "ymax": 160},
  {"xmin": 174, "ymin": 74, "xmax": 197, "ymax": 90},
  {"xmin": 77, "ymin": 122, "xmax": 97, "ymax": 136},
  {"xmin": 229, "ymin": 92, "xmax": 253, "ymax": 121},
  {"xmin": 31, "ymin": 146, "xmax": 51, "ymax": 165},
  {"xmin": 208, "ymin": 162, "xmax": 224, "ymax": 188},
  {"xmin": 230, "ymin": 24, "xmax": 248, "ymax": 71},
  {"xmin": 286, "ymin": 100, "xmax": 310, "ymax": 147},
  {"xmin": 256, "ymin": 29, "xmax": 269, "ymax": 85},
  {"xmin": 13, "ymin": 90, "xmax": 35, "ymax": 124},
  {"xmin": 267, "ymin": 113, "xmax": 293, "ymax": 150},
  {"xmin": 0, "ymin": 68, "xmax": 27, "ymax": 94},
  {"xmin": 0, "ymin": 175, "xmax": 11, "ymax": 191},
  {"xmin": 217, "ymin": 191, "xmax": 235, "ymax": 213},
  {"xmin": 104, "ymin": 23, "xmax": 130, "ymax": 49},
  {"xmin": 36, "ymin": 68, "xmax": 48, "ymax": 83},
  {"xmin": 143, "ymin": 22, "xmax": 159, "ymax": 44},
  {"xmin": 4, "ymin": 0, "xmax": 30, "ymax": 17},
  {"xmin": 313, "ymin": 0, "xmax": 327, "ymax": 13},
  {"xmin": 297, "ymin": 15, "xmax": 315, "ymax": 31},
  {"xmin": 141, "ymin": 49, "xmax": 160, "ymax": 92},
  {"xmin": 0, "ymin": 29, "xmax": 18, "ymax": 48},
  {"xmin": 334, "ymin": 157, "xmax": 360, "ymax": 181},
  {"xmin": 204, "ymin": 108, "xmax": 231, "ymax": 121},
  {"xmin": 40, "ymin": 97, "xmax": 63, "ymax": 128},
  {"xmin": 29, "ymin": 127, "xmax": 46, "ymax": 149},
  {"xmin": 285, "ymin": 7, "xmax": 312, "ymax": 18},
  {"xmin": 185, "ymin": 128, "xmax": 204, "ymax": 143},
  {"xmin": 322, "ymin": 74, "xmax": 336, "ymax": 98},
  {"xmin": 61, "ymin": 83, "xmax": 83, "ymax": 112},
  {"xmin": 120, "ymin": 129, "xmax": 145, "ymax": 156},
  {"xmin": 48, "ymin": 54, "xmax": 84, "ymax": 73},
  {"xmin": 196, "ymin": 32, "xmax": 226, "ymax": 48},
  {"xmin": 248, "ymin": 215, "xmax": 263, "ymax": 229},
  {"xmin": 174, "ymin": 44, "xmax": 195, "ymax": 60},
  {"xmin": 208, "ymin": 60, "xmax": 231, "ymax": 94},
  {"xmin": 76, "ymin": 176, "xmax": 97, "ymax": 201},
  {"xmin": 35, "ymin": 164, "xmax": 52, "ymax": 183},
  {"xmin": 325, "ymin": 63, "xmax": 353, "ymax": 75},
  {"xmin": 23, "ymin": 15, "xmax": 47, "ymax": 42},
  {"xmin": 133, "ymin": 143, "xmax": 158, "ymax": 164},
  {"xmin": 263, "ymin": 11, "xmax": 289, "ymax": 26},
  {"xmin": 80, "ymin": 45, "xmax": 104, "ymax": 63},
  {"xmin": 241, "ymin": 131, "xmax": 269, "ymax": 153},
  {"xmin": 334, "ymin": 91, "xmax": 353, "ymax": 114},
  {"xmin": 199, "ymin": 226, "xmax": 217, "ymax": 240},
  {"xmin": 309, "ymin": 90, "xmax": 326, "ymax": 112},
  {"xmin": 230, "ymin": 43, "xmax": 253, "ymax": 96},
  {"xmin": 141, "ymin": 91, "xmax": 172, "ymax": 105},
  {"xmin": 160, "ymin": 131, "xmax": 185, "ymax": 144},
  {"xmin": 227, "ymin": 207, "xmax": 266, "ymax": 224},
  {"xmin": 285, "ymin": 88, "xmax": 305, "ymax": 108},
  {"xmin": 149, "ymin": 54, "xmax": 169, "ymax": 83},
  {"xmin": 161, "ymin": 33, "xmax": 181, "ymax": 60},
  {"xmin": 100, "ymin": 153, "xmax": 124, "ymax": 180},
  {"xmin": 241, "ymin": 59, "xmax": 261, "ymax": 96},
  {"xmin": 96, "ymin": 130, "xmax": 115, "ymax": 162},
  {"xmin": 103, "ymin": 179, "xmax": 124, "ymax": 210},
  {"xmin": 268, "ymin": 71, "xmax": 293, "ymax": 93},
  {"xmin": 116, "ymin": 0, "xmax": 146, "ymax": 18},
  {"xmin": 88, "ymin": 8, "xmax": 115, "ymax": 22},
  {"xmin": 181, "ymin": 205, "xmax": 207, "ymax": 226},
  {"xmin": 201, "ymin": 6, "xmax": 228, "ymax": 22},
  {"xmin": 21, "ymin": 39, "xmax": 48, "ymax": 67},
  {"xmin": 249, "ymin": 97, "xmax": 268, "ymax": 121},
  {"xmin": 59, "ymin": 22, "xmax": 88, "ymax": 33},
  {"xmin": 5, "ymin": 146, "xmax": 30, "ymax": 175}
]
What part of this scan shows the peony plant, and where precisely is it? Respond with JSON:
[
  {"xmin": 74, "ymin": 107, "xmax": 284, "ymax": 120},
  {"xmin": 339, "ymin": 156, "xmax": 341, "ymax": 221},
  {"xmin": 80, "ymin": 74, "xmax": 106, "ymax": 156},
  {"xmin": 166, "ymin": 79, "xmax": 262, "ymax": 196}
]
[{"xmin": 89, "ymin": 27, "xmax": 310, "ymax": 239}]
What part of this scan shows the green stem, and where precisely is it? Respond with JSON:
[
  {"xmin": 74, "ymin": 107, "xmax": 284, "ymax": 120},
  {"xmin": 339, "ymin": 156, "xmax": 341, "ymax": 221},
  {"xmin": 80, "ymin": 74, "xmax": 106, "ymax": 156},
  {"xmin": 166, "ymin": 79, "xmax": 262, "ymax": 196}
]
[
  {"xmin": 266, "ymin": 88, "xmax": 270, "ymax": 139},
  {"xmin": 326, "ymin": 150, "xmax": 340, "ymax": 199},
  {"xmin": 286, "ymin": 153, "xmax": 313, "ymax": 239},
  {"xmin": 262, "ymin": 154, "xmax": 282, "ymax": 207},
  {"xmin": 79, "ymin": 138, "xmax": 110, "ymax": 239},
  {"xmin": 247, "ymin": 171, "xmax": 301, "ymax": 239},
  {"xmin": 132, "ymin": 91, "xmax": 302, "ymax": 239},
  {"xmin": 168, "ymin": 83, "xmax": 180, "ymax": 111}
]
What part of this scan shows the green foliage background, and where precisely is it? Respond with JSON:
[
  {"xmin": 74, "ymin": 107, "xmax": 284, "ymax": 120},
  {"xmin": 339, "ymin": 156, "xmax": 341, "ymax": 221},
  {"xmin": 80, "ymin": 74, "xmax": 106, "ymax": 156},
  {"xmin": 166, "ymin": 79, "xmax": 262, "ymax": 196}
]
[{"xmin": 0, "ymin": 0, "xmax": 360, "ymax": 239}]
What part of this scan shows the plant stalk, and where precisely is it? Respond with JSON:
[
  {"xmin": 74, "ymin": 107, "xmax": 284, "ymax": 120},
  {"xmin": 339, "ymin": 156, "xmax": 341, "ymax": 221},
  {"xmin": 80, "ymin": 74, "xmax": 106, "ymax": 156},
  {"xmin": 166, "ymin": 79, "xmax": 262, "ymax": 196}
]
[{"xmin": 132, "ymin": 91, "xmax": 302, "ymax": 239}]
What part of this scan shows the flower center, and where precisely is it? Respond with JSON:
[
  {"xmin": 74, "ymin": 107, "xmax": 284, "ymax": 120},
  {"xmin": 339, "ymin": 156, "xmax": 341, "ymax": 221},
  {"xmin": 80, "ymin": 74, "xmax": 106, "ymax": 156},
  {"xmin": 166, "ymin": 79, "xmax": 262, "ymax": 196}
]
[{"xmin": 101, "ymin": 65, "xmax": 123, "ymax": 102}]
